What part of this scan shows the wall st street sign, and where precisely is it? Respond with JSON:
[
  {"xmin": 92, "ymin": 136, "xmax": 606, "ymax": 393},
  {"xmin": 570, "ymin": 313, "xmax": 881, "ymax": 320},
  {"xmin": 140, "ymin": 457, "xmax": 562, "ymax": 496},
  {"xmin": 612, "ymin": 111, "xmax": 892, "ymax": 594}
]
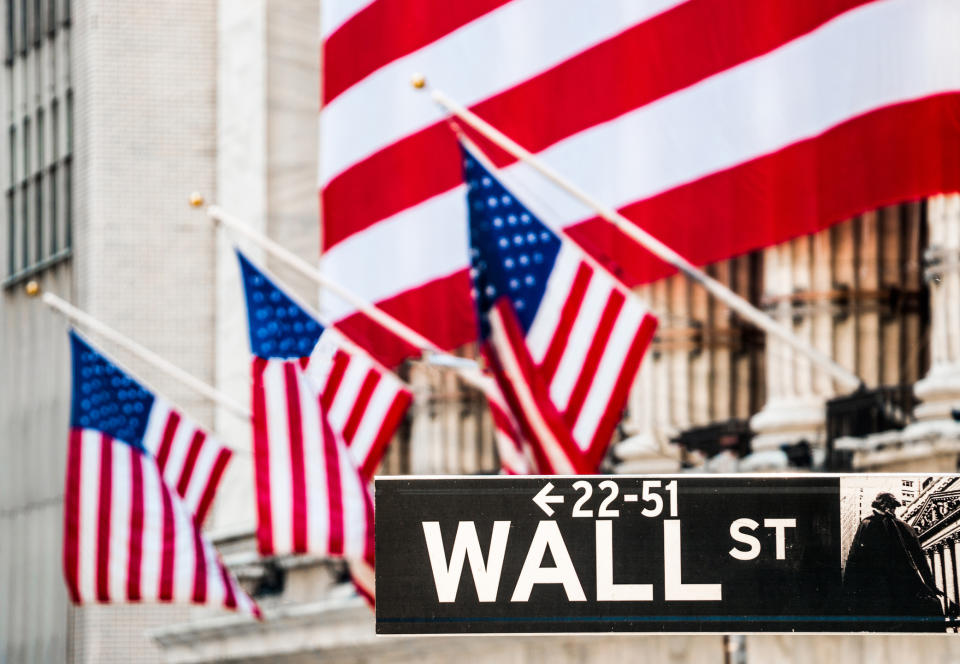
[{"xmin": 375, "ymin": 475, "xmax": 960, "ymax": 634}]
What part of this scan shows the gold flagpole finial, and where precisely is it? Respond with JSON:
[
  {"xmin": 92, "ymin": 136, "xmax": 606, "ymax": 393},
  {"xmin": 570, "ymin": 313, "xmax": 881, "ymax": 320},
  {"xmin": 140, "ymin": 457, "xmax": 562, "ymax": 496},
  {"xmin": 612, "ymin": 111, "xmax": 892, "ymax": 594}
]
[
  {"xmin": 410, "ymin": 73, "xmax": 426, "ymax": 89},
  {"xmin": 188, "ymin": 192, "xmax": 205, "ymax": 207},
  {"xmin": 24, "ymin": 281, "xmax": 40, "ymax": 297}
]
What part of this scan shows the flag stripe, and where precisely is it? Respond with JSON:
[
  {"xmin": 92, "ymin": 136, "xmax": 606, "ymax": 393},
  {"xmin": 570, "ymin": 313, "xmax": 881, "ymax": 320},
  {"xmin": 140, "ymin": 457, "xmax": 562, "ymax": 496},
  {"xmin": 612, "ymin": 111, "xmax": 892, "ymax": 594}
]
[
  {"xmin": 191, "ymin": 523, "xmax": 207, "ymax": 603},
  {"xmin": 252, "ymin": 358, "xmax": 275, "ymax": 555},
  {"xmin": 155, "ymin": 411, "xmax": 180, "ymax": 473},
  {"xmin": 107, "ymin": 445, "xmax": 132, "ymax": 601},
  {"xmin": 323, "ymin": 0, "xmax": 511, "ymax": 104},
  {"xmin": 357, "ymin": 389, "xmax": 412, "ymax": 480},
  {"xmin": 283, "ymin": 362, "xmax": 309, "ymax": 553},
  {"xmin": 341, "ymin": 369, "xmax": 379, "ymax": 444},
  {"xmin": 488, "ymin": 303, "xmax": 584, "ymax": 473},
  {"xmin": 176, "ymin": 431, "xmax": 206, "ymax": 497},
  {"xmin": 321, "ymin": 0, "xmax": 875, "ymax": 244},
  {"xmin": 95, "ymin": 434, "xmax": 113, "ymax": 602},
  {"xmin": 585, "ymin": 312, "xmax": 658, "ymax": 468},
  {"xmin": 538, "ymin": 261, "xmax": 592, "ymax": 381},
  {"xmin": 194, "ymin": 448, "xmax": 231, "ymax": 527},
  {"xmin": 321, "ymin": 413, "xmax": 345, "ymax": 556},
  {"xmin": 319, "ymin": 350, "xmax": 349, "ymax": 411},
  {"xmin": 139, "ymin": 451, "xmax": 162, "ymax": 601},
  {"xmin": 63, "ymin": 429, "xmax": 82, "ymax": 603},
  {"xmin": 561, "ymin": 289, "xmax": 625, "ymax": 430},
  {"xmin": 158, "ymin": 480, "xmax": 176, "ymax": 600},
  {"xmin": 127, "ymin": 446, "xmax": 144, "ymax": 600},
  {"xmin": 321, "ymin": 0, "xmax": 685, "ymax": 188}
]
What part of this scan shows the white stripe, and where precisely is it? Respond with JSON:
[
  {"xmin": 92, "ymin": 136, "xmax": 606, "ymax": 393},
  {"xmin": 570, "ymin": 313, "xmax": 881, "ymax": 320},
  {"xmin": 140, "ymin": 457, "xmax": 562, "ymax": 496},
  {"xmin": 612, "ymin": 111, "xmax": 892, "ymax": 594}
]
[
  {"xmin": 160, "ymin": 419, "xmax": 197, "ymax": 492},
  {"xmin": 550, "ymin": 270, "xmax": 613, "ymax": 411},
  {"xmin": 348, "ymin": 558, "xmax": 375, "ymax": 599},
  {"xmin": 107, "ymin": 443, "xmax": 132, "ymax": 600},
  {"xmin": 181, "ymin": 436, "xmax": 220, "ymax": 517},
  {"xmin": 489, "ymin": 308, "xmax": 576, "ymax": 474},
  {"xmin": 321, "ymin": 0, "xmax": 684, "ymax": 183},
  {"xmin": 305, "ymin": 328, "xmax": 343, "ymax": 392},
  {"xmin": 320, "ymin": 186, "xmax": 469, "ymax": 321},
  {"xmin": 526, "ymin": 244, "xmax": 581, "ymax": 364},
  {"xmin": 197, "ymin": 525, "xmax": 225, "ymax": 608},
  {"xmin": 140, "ymin": 400, "xmax": 172, "ymax": 458},
  {"xmin": 327, "ymin": 354, "xmax": 374, "ymax": 435},
  {"xmin": 169, "ymin": 488, "xmax": 196, "ymax": 602},
  {"xmin": 322, "ymin": 0, "xmax": 960, "ymax": 321},
  {"xmin": 295, "ymin": 365, "xmax": 330, "ymax": 554},
  {"xmin": 77, "ymin": 431, "xmax": 102, "ymax": 602},
  {"xmin": 346, "ymin": 377, "xmax": 395, "ymax": 467},
  {"xmin": 571, "ymin": 301, "xmax": 647, "ymax": 449},
  {"xmin": 138, "ymin": 456, "xmax": 163, "ymax": 601},
  {"xmin": 337, "ymin": 443, "xmax": 369, "ymax": 559},
  {"xmin": 322, "ymin": 0, "xmax": 377, "ymax": 39},
  {"xmin": 263, "ymin": 362, "xmax": 295, "ymax": 554}
]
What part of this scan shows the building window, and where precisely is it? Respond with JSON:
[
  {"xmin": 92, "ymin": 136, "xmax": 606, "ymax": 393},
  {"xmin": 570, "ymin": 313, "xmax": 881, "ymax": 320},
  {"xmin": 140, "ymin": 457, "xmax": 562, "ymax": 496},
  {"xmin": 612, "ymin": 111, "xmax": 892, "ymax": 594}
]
[{"xmin": 3, "ymin": 0, "xmax": 69, "ymax": 284}]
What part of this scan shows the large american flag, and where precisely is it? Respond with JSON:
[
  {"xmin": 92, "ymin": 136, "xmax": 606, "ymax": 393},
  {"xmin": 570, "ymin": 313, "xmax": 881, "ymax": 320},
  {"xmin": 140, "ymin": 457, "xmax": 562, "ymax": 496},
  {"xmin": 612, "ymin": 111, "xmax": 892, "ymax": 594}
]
[
  {"xmin": 238, "ymin": 251, "xmax": 412, "ymax": 481},
  {"xmin": 461, "ymin": 144, "xmax": 657, "ymax": 473},
  {"xmin": 63, "ymin": 331, "xmax": 259, "ymax": 617},
  {"xmin": 238, "ymin": 253, "xmax": 377, "ymax": 589},
  {"xmin": 320, "ymin": 0, "xmax": 960, "ymax": 368}
]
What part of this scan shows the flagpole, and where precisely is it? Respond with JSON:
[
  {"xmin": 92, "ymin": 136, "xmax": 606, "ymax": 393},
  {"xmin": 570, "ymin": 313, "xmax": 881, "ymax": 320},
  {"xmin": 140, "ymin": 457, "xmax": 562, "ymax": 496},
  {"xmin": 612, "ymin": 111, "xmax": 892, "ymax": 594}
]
[
  {"xmin": 205, "ymin": 206, "xmax": 498, "ymax": 400},
  {"xmin": 428, "ymin": 87, "xmax": 863, "ymax": 392},
  {"xmin": 26, "ymin": 282, "xmax": 251, "ymax": 420},
  {"xmin": 208, "ymin": 205, "xmax": 441, "ymax": 355}
]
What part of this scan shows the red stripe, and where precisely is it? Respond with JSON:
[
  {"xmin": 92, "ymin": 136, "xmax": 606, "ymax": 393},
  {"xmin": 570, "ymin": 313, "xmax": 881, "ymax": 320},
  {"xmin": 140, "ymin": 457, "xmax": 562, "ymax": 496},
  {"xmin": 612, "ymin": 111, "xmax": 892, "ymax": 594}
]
[
  {"xmin": 341, "ymin": 369, "xmax": 380, "ymax": 443},
  {"xmin": 319, "ymin": 350, "xmax": 350, "ymax": 411},
  {"xmin": 321, "ymin": 412, "xmax": 345, "ymax": 556},
  {"xmin": 323, "ymin": 0, "xmax": 511, "ymax": 104},
  {"xmin": 251, "ymin": 358, "xmax": 275, "ymax": 555},
  {"xmin": 127, "ymin": 447, "xmax": 144, "ymax": 601},
  {"xmin": 567, "ymin": 92, "xmax": 960, "ymax": 287},
  {"xmin": 490, "ymin": 301, "xmax": 590, "ymax": 473},
  {"xmin": 358, "ymin": 388, "xmax": 412, "ymax": 480},
  {"xmin": 538, "ymin": 261, "xmax": 592, "ymax": 382},
  {"xmin": 218, "ymin": 560, "xmax": 238, "ymax": 610},
  {"xmin": 176, "ymin": 430, "xmax": 207, "ymax": 498},
  {"xmin": 335, "ymin": 92, "xmax": 960, "ymax": 366},
  {"xmin": 95, "ymin": 433, "xmax": 113, "ymax": 602},
  {"xmin": 194, "ymin": 448, "xmax": 231, "ymax": 527},
  {"xmin": 283, "ymin": 362, "xmax": 309, "ymax": 553},
  {"xmin": 191, "ymin": 522, "xmax": 207, "ymax": 603},
  {"xmin": 155, "ymin": 411, "xmax": 181, "ymax": 472},
  {"xmin": 560, "ymin": 289, "xmax": 625, "ymax": 429},
  {"xmin": 158, "ymin": 481, "xmax": 176, "ymax": 601},
  {"xmin": 334, "ymin": 269, "xmax": 475, "ymax": 366},
  {"xmin": 321, "ymin": 0, "xmax": 874, "ymax": 249},
  {"xmin": 62, "ymin": 429, "xmax": 82, "ymax": 603},
  {"xmin": 584, "ymin": 312, "xmax": 658, "ymax": 469}
]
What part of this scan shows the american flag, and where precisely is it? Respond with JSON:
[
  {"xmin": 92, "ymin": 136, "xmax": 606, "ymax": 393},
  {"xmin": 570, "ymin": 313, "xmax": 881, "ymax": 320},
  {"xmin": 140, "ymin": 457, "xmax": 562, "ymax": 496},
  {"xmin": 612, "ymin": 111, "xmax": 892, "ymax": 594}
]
[
  {"xmin": 238, "ymin": 253, "xmax": 378, "ymax": 579},
  {"xmin": 461, "ymin": 144, "xmax": 657, "ymax": 473},
  {"xmin": 238, "ymin": 251, "xmax": 412, "ymax": 481},
  {"xmin": 320, "ymin": 0, "xmax": 960, "ymax": 368},
  {"xmin": 63, "ymin": 331, "xmax": 259, "ymax": 617}
]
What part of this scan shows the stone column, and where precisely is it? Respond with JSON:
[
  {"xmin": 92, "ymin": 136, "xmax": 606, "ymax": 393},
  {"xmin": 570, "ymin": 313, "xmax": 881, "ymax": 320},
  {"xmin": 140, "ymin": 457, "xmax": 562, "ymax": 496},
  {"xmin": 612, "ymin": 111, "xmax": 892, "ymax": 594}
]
[
  {"xmin": 748, "ymin": 237, "xmax": 827, "ymax": 465},
  {"xmin": 911, "ymin": 194, "xmax": 960, "ymax": 432}
]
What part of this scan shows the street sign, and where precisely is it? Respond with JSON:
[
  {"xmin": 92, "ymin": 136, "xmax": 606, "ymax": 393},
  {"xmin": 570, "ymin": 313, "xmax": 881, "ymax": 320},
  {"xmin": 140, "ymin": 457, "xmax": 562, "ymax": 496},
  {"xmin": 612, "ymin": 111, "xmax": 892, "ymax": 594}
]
[{"xmin": 375, "ymin": 475, "xmax": 960, "ymax": 634}]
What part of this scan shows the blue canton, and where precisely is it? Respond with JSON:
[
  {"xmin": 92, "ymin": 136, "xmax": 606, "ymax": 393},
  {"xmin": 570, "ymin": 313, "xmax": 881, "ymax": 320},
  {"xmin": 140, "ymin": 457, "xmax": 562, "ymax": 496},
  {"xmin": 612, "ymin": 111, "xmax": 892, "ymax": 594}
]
[
  {"xmin": 237, "ymin": 251, "xmax": 325, "ymax": 359},
  {"xmin": 461, "ymin": 145, "xmax": 561, "ymax": 339},
  {"xmin": 69, "ymin": 331, "xmax": 154, "ymax": 451}
]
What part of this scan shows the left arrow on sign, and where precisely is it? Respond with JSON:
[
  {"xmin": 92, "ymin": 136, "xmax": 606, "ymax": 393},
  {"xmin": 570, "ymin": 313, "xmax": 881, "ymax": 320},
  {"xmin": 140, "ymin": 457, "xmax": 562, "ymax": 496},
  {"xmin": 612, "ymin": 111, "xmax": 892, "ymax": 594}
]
[{"xmin": 533, "ymin": 482, "xmax": 565, "ymax": 516}]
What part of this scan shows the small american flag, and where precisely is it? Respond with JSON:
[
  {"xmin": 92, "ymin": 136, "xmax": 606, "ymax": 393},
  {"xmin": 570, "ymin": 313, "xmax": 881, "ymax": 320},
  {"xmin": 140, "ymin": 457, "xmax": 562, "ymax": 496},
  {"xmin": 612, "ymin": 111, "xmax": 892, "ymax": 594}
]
[
  {"xmin": 63, "ymin": 331, "xmax": 258, "ymax": 617},
  {"xmin": 461, "ymin": 144, "xmax": 657, "ymax": 473},
  {"xmin": 238, "ymin": 253, "xmax": 377, "ymax": 577},
  {"xmin": 238, "ymin": 251, "xmax": 411, "ymax": 481}
]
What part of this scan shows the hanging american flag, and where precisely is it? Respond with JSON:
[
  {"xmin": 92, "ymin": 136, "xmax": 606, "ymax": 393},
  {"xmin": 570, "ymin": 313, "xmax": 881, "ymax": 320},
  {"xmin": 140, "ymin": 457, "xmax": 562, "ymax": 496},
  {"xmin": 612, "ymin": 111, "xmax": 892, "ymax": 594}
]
[
  {"xmin": 238, "ymin": 253, "xmax": 377, "ymax": 570},
  {"xmin": 63, "ymin": 331, "xmax": 259, "ymax": 617},
  {"xmin": 320, "ymin": 0, "xmax": 960, "ymax": 368},
  {"xmin": 237, "ymin": 251, "xmax": 411, "ymax": 481},
  {"xmin": 460, "ymin": 144, "xmax": 657, "ymax": 473}
]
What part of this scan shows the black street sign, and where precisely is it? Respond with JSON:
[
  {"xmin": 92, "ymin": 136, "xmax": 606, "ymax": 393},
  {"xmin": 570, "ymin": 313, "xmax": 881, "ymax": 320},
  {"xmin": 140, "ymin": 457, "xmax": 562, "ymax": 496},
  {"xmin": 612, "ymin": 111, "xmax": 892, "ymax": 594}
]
[{"xmin": 375, "ymin": 475, "xmax": 960, "ymax": 634}]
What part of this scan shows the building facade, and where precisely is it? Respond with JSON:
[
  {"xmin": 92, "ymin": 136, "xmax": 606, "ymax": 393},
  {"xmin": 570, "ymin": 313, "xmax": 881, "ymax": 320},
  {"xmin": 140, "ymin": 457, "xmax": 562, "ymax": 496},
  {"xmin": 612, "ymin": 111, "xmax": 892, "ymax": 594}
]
[{"xmin": 3, "ymin": 2, "xmax": 960, "ymax": 663}]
